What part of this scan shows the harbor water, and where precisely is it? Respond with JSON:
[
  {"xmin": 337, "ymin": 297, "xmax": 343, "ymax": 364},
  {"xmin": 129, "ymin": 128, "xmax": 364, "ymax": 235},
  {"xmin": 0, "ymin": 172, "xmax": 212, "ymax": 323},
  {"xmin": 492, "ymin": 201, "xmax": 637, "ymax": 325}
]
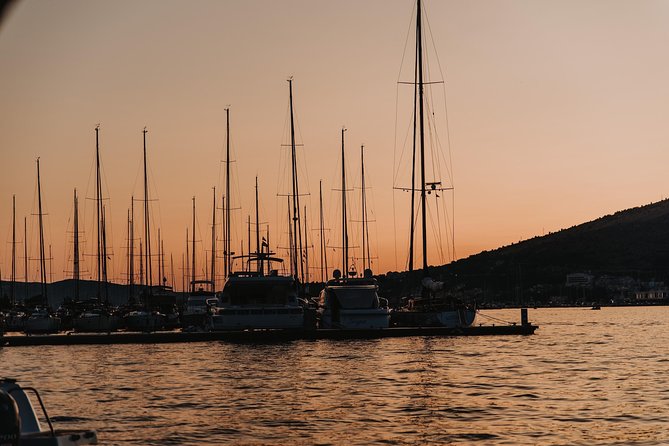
[{"xmin": 2, "ymin": 307, "xmax": 668, "ymax": 445}]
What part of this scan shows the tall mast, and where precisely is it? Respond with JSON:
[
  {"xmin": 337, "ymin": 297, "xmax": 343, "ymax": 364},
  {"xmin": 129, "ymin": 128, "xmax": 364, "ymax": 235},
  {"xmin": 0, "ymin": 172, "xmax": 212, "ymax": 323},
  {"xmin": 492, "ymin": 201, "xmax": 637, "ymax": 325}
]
[
  {"xmin": 127, "ymin": 208, "xmax": 131, "ymax": 296},
  {"xmin": 288, "ymin": 78, "xmax": 304, "ymax": 282},
  {"xmin": 319, "ymin": 180, "xmax": 328, "ymax": 282},
  {"xmin": 304, "ymin": 205, "xmax": 309, "ymax": 283},
  {"xmin": 192, "ymin": 196, "xmax": 196, "ymax": 292},
  {"xmin": 95, "ymin": 125, "xmax": 103, "ymax": 300},
  {"xmin": 417, "ymin": 0, "xmax": 428, "ymax": 275},
  {"xmin": 287, "ymin": 196, "xmax": 293, "ymax": 274},
  {"xmin": 170, "ymin": 254, "xmax": 175, "ymax": 291},
  {"xmin": 139, "ymin": 239, "xmax": 143, "ymax": 287},
  {"xmin": 255, "ymin": 177, "xmax": 262, "ymax": 275},
  {"xmin": 36, "ymin": 158, "xmax": 47, "ymax": 307},
  {"xmin": 142, "ymin": 127, "xmax": 152, "ymax": 292},
  {"xmin": 184, "ymin": 227, "xmax": 187, "ymax": 292},
  {"xmin": 11, "ymin": 195, "xmax": 16, "ymax": 306},
  {"xmin": 24, "ymin": 216, "xmax": 28, "ymax": 299},
  {"xmin": 211, "ymin": 187, "xmax": 216, "ymax": 290},
  {"xmin": 130, "ymin": 197, "xmax": 134, "ymax": 298},
  {"xmin": 361, "ymin": 145, "xmax": 367, "ymax": 271},
  {"xmin": 157, "ymin": 228, "xmax": 161, "ymax": 287},
  {"xmin": 73, "ymin": 189, "xmax": 80, "ymax": 301},
  {"xmin": 341, "ymin": 127, "xmax": 348, "ymax": 277},
  {"xmin": 224, "ymin": 107, "xmax": 231, "ymax": 279},
  {"xmin": 161, "ymin": 238, "xmax": 166, "ymax": 287}
]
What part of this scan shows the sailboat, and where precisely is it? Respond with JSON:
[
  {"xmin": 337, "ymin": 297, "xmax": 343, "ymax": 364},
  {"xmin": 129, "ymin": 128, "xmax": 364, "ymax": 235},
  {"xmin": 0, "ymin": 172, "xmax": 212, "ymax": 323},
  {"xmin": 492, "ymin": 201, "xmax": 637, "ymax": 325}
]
[
  {"xmin": 2, "ymin": 195, "xmax": 27, "ymax": 333},
  {"xmin": 391, "ymin": 0, "xmax": 476, "ymax": 328},
  {"xmin": 181, "ymin": 195, "xmax": 218, "ymax": 330},
  {"xmin": 318, "ymin": 128, "xmax": 390, "ymax": 329},
  {"xmin": 124, "ymin": 127, "xmax": 166, "ymax": 332},
  {"xmin": 211, "ymin": 103, "xmax": 305, "ymax": 331},
  {"xmin": 73, "ymin": 126, "xmax": 120, "ymax": 332},
  {"xmin": 23, "ymin": 158, "xmax": 61, "ymax": 334}
]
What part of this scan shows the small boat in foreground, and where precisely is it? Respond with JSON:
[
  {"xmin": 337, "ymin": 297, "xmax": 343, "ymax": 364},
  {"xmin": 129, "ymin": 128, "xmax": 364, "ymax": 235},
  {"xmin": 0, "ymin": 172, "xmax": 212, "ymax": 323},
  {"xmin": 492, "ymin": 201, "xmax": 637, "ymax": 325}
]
[{"xmin": 0, "ymin": 377, "xmax": 97, "ymax": 445}]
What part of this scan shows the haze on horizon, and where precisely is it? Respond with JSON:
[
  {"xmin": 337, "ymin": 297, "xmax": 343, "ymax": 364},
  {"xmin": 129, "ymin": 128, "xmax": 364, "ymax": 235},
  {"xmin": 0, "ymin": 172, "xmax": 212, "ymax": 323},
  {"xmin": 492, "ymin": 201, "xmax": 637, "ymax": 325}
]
[{"xmin": 2, "ymin": 0, "xmax": 669, "ymax": 289}]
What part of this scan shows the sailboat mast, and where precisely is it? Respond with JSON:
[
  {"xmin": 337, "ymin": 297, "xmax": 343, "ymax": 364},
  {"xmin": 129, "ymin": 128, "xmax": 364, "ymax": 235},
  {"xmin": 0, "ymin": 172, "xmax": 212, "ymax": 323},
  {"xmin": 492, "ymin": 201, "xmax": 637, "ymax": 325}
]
[
  {"xmin": 143, "ymin": 127, "xmax": 153, "ymax": 290},
  {"xmin": 288, "ymin": 79, "xmax": 304, "ymax": 281},
  {"xmin": 341, "ymin": 127, "xmax": 348, "ymax": 277},
  {"xmin": 130, "ymin": 197, "xmax": 134, "ymax": 297},
  {"xmin": 36, "ymin": 158, "xmax": 47, "ymax": 307},
  {"xmin": 192, "ymin": 196, "xmax": 196, "ymax": 292},
  {"xmin": 361, "ymin": 145, "xmax": 367, "ymax": 272},
  {"xmin": 11, "ymin": 195, "xmax": 16, "ymax": 306},
  {"xmin": 170, "ymin": 253, "xmax": 174, "ymax": 291},
  {"xmin": 304, "ymin": 205, "xmax": 309, "ymax": 283},
  {"xmin": 127, "ymin": 209, "xmax": 131, "ymax": 292},
  {"xmin": 73, "ymin": 189, "xmax": 80, "ymax": 301},
  {"xmin": 417, "ymin": 0, "xmax": 428, "ymax": 275},
  {"xmin": 255, "ymin": 177, "xmax": 262, "ymax": 275},
  {"xmin": 161, "ymin": 238, "xmax": 166, "ymax": 286},
  {"xmin": 287, "ymin": 196, "xmax": 293, "ymax": 275},
  {"xmin": 157, "ymin": 228, "xmax": 162, "ymax": 287},
  {"xmin": 211, "ymin": 187, "xmax": 216, "ymax": 290},
  {"xmin": 95, "ymin": 125, "xmax": 102, "ymax": 300},
  {"xmin": 319, "ymin": 180, "xmax": 328, "ymax": 282},
  {"xmin": 185, "ymin": 228, "xmax": 189, "ymax": 292},
  {"xmin": 225, "ymin": 108, "xmax": 231, "ymax": 279},
  {"xmin": 24, "ymin": 217, "xmax": 28, "ymax": 299},
  {"xmin": 139, "ymin": 239, "xmax": 143, "ymax": 286}
]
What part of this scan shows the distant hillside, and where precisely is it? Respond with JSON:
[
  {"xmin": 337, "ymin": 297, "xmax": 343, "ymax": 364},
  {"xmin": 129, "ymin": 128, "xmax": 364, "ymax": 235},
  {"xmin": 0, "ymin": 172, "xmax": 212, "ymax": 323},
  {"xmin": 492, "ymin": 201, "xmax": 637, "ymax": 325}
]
[
  {"xmin": 0, "ymin": 279, "xmax": 153, "ymax": 308},
  {"xmin": 377, "ymin": 199, "xmax": 669, "ymax": 303}
]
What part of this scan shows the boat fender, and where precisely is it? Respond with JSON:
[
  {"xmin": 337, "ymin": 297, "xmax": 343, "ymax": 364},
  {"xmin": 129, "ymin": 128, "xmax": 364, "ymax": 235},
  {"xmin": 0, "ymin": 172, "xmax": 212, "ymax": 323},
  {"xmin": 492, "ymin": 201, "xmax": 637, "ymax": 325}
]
[{"xmin": 0, "ymin": 389, "xmax": 20, "ymax": 446}]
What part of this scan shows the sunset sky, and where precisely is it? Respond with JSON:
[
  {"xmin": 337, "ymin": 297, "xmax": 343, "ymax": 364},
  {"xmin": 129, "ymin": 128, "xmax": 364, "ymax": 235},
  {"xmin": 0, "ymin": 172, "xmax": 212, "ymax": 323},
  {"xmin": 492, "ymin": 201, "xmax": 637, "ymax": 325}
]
[{"xmin": 2, "ymin": 0, "xmax": 669, "ymax": 289}]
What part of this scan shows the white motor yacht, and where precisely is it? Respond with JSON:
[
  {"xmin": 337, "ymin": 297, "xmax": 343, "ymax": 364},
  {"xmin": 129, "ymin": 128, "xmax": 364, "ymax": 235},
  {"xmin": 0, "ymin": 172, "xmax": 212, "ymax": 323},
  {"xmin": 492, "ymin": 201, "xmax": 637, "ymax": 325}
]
[
  {"xmin": 211, "ymin": 272, "xmax": 304, "ymax": 331},
  {"xmin": 318, "ymin": 269, "xmax": 390, "ymax": 329}
]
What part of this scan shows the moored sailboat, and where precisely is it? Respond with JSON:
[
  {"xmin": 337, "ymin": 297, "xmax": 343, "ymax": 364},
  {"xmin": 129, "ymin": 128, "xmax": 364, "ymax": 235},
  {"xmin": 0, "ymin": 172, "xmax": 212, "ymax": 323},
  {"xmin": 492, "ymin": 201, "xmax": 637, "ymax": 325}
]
[
  {"xmin": 391, "ymin": 0, "xmax": 475, "ymax": 328},
  {"xmin": 73, "ymin": 126, "xmax": 120, "ymax": 332},
  {"xmin": 23, "ymin": 158, "xmax": 61, "ymax": 334}
]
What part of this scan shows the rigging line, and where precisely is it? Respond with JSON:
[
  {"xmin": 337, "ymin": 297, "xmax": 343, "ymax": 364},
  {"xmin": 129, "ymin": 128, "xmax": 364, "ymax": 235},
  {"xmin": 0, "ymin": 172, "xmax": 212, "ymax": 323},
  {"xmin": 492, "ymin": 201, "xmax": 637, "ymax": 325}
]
[
  {"xmin": 397, "ymin": 0, "xmax": 417, "ymax": 84},
  {"xmin": 425, "ymin": 7, "xmax": 456, "ymax": 190},
  {"xmin": 429, "ymin": 191, "xmax": 446, "ymax": 265},
  {"xmin": 475, "ymin": 310, "xmax": 515, "ymax": 325}
]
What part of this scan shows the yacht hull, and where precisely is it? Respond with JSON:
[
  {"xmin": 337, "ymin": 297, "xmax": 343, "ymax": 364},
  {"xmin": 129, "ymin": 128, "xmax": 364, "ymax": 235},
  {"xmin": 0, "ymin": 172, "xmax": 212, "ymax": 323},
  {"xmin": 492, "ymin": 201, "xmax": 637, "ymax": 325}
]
[
  {"xmin": 320, "ymin": 308, "xmax": 390, "ymax": 329},
  {"xmin": 391, "ymin": 308, "xmax": 477, "ymax": 328},
  {"xmin": 73, "ymin": 313, "xmax": 120, "ymax": 333},
  {"xmin": 23, "ymin": 316, "xmax": 61, "ymax": 334},
  {"xmin": 210, "ymin": 307, "xmax": 304, "ymax": 331}
]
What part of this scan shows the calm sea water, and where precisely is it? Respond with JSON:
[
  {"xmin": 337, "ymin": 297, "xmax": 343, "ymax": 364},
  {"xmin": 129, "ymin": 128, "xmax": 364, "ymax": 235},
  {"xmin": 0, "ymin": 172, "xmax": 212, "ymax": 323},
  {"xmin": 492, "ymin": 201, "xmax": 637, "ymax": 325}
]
[{"xmin": 2, "ymin": 307, "xmax": 668, "ymax": 445}]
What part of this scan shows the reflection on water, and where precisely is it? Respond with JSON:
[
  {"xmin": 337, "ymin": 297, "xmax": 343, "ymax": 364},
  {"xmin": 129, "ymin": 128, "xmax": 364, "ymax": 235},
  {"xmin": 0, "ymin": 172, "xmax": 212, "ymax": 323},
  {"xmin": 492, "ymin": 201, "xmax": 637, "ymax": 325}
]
[{"xmin": 3, "ymin": 307, "xmax": 669, "ymax": 445}]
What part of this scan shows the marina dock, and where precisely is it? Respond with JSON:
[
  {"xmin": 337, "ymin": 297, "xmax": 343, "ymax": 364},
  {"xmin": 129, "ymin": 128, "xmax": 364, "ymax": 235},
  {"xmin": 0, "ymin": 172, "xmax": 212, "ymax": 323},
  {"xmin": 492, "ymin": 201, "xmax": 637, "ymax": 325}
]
[{"xmin": 0, "ymin": 323, "xmax": 537, "ymax": 347}]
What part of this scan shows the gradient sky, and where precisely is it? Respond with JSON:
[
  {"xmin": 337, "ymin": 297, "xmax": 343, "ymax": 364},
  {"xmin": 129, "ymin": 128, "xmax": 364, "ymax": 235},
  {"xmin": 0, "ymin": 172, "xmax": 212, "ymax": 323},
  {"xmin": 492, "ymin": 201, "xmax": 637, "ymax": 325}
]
[{"xmin": 2, "ymin": 0, "xmax": 669, "ymax": 288}]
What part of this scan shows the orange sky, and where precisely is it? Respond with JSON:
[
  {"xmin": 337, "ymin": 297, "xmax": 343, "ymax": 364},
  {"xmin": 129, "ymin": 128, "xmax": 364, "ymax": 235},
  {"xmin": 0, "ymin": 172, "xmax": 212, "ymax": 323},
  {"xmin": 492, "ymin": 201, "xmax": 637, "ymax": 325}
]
[{"xmin": 2, "ymin": 0, "xmax": 669, "ymax": 290}]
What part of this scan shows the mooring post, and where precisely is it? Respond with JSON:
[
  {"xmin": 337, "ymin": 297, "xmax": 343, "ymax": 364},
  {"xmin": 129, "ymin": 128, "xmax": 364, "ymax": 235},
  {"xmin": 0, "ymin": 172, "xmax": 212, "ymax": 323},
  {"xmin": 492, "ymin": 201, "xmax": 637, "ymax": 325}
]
[{"xmin": 521, "ymin": 308, "xmax": 529, "ymax": 326}]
